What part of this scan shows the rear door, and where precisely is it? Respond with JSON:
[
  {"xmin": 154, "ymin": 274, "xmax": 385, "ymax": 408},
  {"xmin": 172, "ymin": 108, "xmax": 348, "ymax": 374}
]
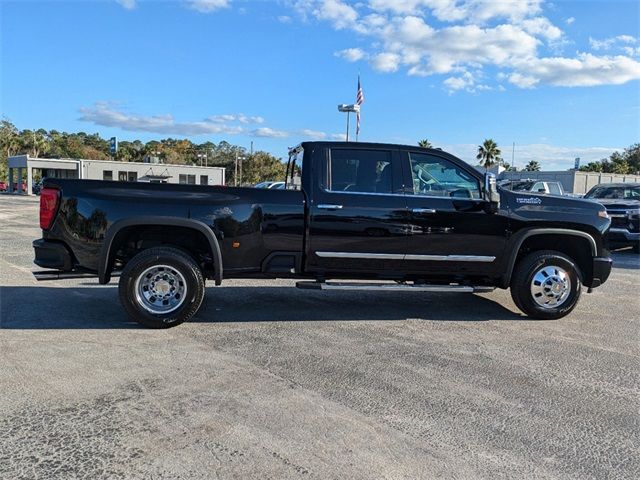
[{"xmin": 306, "ymin": 145, "xmax": 408, "ymax": 275}]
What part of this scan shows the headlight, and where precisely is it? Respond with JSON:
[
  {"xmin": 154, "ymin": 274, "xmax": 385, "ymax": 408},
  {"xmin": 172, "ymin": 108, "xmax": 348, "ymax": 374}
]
[{"xmin": 598, "ymin": 210, "xmax": 609, "ymax": 219}]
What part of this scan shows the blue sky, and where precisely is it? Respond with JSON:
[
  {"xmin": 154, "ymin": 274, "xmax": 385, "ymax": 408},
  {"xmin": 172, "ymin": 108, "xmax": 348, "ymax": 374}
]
[{"xmin": 1, "ymin": 0, "xmax": 639, "ymax": 169}]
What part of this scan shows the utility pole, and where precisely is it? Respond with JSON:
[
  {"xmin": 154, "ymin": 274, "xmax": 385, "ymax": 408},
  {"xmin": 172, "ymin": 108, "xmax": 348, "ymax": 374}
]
[
  {"xmin": 234, "ymin": 150, "xmax": 238, "ymax": 186},
  {"xmin": 512, "ymin": 142, "xmax": 515, "ymax": 170}
]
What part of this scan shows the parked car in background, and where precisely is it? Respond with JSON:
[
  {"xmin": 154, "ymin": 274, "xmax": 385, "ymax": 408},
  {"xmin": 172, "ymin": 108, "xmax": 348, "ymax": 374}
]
[
  {"xmin": 255, "ymin": 181, "xmax": 285, "ymax": 189},
  {"xmin": 33, "ymin": 181, "xmax": 43, "ymax": 195},
  {"xmin": 0, "ymin": 181, "xmax": 7, "ymax": 192},
  {"xmin": 584, "ymin": 183, "xmax": 640, "ymax": 253},
  {"xmin": 499, "ymin": 179, "xmax": 566, "ymax": 196}
]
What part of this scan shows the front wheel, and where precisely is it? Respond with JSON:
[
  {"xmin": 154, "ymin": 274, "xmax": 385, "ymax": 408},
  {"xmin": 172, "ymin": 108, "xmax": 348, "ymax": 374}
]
[
  {"xmin": 119, "ymin": 247, "xmax": 205, "ymax": 328},
  {"xmin": 510, "ymin": 250, "xmax": 582, "ymax": 320}
]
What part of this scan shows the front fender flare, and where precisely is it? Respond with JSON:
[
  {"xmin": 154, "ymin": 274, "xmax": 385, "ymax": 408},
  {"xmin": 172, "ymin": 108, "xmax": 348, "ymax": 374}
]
[
  {"xmin": 98, "ymin": 216, "xmax": 223, "ymax": 285},
  {"xmin": 500, "ymin": 228, "xmax": 597, "ymax": 287}
]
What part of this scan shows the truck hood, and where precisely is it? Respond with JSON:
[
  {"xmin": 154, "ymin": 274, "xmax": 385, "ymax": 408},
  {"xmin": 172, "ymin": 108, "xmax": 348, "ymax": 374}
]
[
  {"xmin": 500, "ymin": 188, "xmax": 609, "ymax": 233},
  {"xmin": 589, "ymin": 199, "xmax": 640, "ymax": 211}
]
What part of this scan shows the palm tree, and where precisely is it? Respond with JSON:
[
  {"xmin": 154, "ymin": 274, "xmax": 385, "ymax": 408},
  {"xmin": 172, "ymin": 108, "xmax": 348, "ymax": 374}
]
[
  {"xmin": 476, "ymin": 139, "xmax": 502, "ymax": 171},
  {"xmin": 524, "ymin": 160, "xmax": 541, "ymax": 172},
  {"xmin": 418, "ymin": 139, "xmax": 432, "ymax": 148}
]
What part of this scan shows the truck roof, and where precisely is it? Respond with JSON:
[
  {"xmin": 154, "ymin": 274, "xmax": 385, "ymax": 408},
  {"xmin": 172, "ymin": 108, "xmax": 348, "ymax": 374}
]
[{"xmin": 300, "ymin": 141, "xmax": 444, "ymax": 152}]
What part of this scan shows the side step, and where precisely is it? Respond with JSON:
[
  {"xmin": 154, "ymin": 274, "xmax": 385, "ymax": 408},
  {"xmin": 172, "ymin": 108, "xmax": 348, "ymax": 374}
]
[
  {"xmin": 296, "ymin": 281, "xmax": 495, "ymax": 293},
  {"xmin": 33, "ymin": 270, "xmax": 114, "ymax": 281}
]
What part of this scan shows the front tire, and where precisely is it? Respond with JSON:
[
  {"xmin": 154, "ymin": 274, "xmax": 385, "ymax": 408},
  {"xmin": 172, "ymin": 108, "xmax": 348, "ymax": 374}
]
[
  {"xmin": 510, "ymin": 250, "xmax": 582, "ymax": 320},
  {"xmin": 119, "ymin": 247, "xmax": 205, "ymax": 328}
]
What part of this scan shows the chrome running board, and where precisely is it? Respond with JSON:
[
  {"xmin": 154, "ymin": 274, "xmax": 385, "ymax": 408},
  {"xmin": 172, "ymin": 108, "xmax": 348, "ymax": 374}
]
[{"xmin": 296, "ymin": 281, "xmax": 495, "ymax": 293}]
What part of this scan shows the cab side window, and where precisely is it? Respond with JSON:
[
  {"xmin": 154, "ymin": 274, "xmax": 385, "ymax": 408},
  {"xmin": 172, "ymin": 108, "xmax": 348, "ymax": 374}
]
[
  {"xmin": 409, "ymin": 152, "xmax": 480, "ymax": 199},
  {"xmin": 329, "ymin": 149, "xmax": 393, "ymax": 194}
]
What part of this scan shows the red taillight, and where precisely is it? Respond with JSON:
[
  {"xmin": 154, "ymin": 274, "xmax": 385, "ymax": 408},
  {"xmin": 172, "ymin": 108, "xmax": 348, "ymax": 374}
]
[{"xmin": 40, "ymin": 187, "xmax": 60, "ymax": 230}]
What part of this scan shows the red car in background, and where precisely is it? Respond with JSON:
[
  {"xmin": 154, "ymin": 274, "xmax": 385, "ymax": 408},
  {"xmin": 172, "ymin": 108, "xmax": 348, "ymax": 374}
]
[{"xmin": 0, "ymin": 181, "xmax": 28, "ymax": 192}]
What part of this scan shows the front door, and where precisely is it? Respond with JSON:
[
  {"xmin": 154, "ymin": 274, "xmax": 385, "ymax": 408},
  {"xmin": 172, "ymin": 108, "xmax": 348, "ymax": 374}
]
[
  {"xmin": 306, "ymin": 146, "xmax": 408, "ymax": 276},
  {"xmin": 402, "ymin": 151, "xmax": 509, "ymax": 276}
]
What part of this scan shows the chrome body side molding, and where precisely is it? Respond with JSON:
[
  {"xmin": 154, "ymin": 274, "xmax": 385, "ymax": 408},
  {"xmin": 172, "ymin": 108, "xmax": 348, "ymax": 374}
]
[{"xmin": 315, "ymin": 252, "xmax": 496, "ymax": 262}]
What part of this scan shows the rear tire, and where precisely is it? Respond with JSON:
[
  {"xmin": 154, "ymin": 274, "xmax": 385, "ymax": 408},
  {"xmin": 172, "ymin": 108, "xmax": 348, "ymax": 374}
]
[
  {"xmin": 119, "ymin": 247, "xmax": 205, "ymax": 328},
  {"xmin": 510, "ymin": 250, "xmax": 582, "ymax": 320}
]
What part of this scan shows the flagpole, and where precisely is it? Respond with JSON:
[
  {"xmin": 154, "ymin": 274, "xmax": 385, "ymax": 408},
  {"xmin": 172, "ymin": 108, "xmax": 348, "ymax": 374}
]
[{"xmin": 346, "ymin": 111, "xmax": 350, "ymax": 142}]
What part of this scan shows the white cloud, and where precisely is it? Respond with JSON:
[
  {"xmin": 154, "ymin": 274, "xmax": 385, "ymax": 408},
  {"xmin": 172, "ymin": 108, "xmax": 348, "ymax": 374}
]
[
  {"xmin": 79, "ymin": 102, "xmax": 277, "ymax": 137},
  {"xmin": 299, "ymin": 129, "xmax": 327, "ymax": 140},
  {"xmin": 371, "ymin": 52, "xmax": 400, "ymax": 72},
  {"xmin": 186, "ymin": 0, "xmax": 230, "ymax": 13},
  {"xmin": 313, "ymin": 0, "xmax": 358, "ymax": 29},
  {"xmin": 565, "ymin": 17, "xmax": 575, "ymax": 25},
  {"xmin": 251, "ymin": 127, "xmax": 290, "ymax": 138},
  {"xmin": 116, "ymin": 0, "xmax": 136, "ymax": 10},
  {"xmin": 520, "ymin": 17, "xmax": 562, "ymax": 41},
  {"xmin": 289, "ymin": 0, "xmax": 640, "ymax": 91},
  {"xmin": 590, "ymin": 34, "xmax": 637, "ymax": 51},
  {"xmin": 334, "ymin": 48, "xmax": 366, "ymax": 62},
  {"xmin": 207, "ymin": 114, "xmax": 265, "ymax": 124},
  {"xmin": 278, "ymin": 15, "xmax": 293, "ymax": 24},
  {"xmin": 511, "ymin": 53, "xmax": 640, "ymax": 87}
]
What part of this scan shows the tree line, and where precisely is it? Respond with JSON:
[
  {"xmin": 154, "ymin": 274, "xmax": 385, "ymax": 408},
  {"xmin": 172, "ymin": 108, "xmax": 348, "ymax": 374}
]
[{"xmin": 0, "ymin": 119, "xmax": 287, "ymax": 185}]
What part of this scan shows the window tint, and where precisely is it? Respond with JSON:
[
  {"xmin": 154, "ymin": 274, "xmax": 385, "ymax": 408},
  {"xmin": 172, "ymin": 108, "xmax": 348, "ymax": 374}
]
[
  {"xmin": 103, "ymin": 170, "xmax": 113, "ymax": 181},
  {"xmin": 532, "ymin": 182, "xmax": 546, "ymax": 193},
  {"xmin": 200, "ymin": 175, "xmax": 208, "ymax": 185},
  {"xmin": 329, "ymin": 149, "xmax": 393, "ymax": 194},
  {"xmin": 409, "ymin": 152, "xmax": 480, "ymax": 199},
  {"xmin": 548, "ymin": 183, "xmax": 562, "ymax": 195},
  {"xmin": 286, "ymin": 148, "xmax": 303, "ymax": 190},
  {"xmin": 586, "ymin": 186, "xmax": 640, "ymax": 200}
]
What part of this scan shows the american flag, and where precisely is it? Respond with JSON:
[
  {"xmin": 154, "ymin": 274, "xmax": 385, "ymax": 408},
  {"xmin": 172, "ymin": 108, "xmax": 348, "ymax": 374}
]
[{"xmin": 355, "ymin": 75, "xmax": 364, "ymax": 136}]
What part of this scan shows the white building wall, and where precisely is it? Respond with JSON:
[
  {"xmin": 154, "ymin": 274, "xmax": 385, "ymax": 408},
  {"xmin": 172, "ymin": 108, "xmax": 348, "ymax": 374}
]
[{"xmin": 79, "ymin": 159, "xmax": 225, "ymax": 186}]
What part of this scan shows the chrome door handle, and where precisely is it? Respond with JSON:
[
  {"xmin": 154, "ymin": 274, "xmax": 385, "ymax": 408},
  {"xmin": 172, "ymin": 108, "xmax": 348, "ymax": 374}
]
[
  {"xmin": 317, "ymin": 204, "xmax": 343, "ymax": 210},
  {"xmin": 412, "ymin": 208, "xmax": 436, "ymax": 214}
]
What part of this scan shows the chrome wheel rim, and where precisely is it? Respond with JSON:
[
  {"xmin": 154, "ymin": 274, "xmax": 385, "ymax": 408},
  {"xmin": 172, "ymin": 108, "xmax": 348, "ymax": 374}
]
[
  {"xmin": 135, "ymin": 265, "xmax": 187, "ymax": 314},
  {"xmin": 530, "ymin": 265, "xmax": 572, "ymax": 309}
]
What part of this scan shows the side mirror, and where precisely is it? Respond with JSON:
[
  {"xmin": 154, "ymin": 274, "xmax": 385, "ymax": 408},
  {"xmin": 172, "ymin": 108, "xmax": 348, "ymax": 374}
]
[{"xmin": 484, "ymin": 173, "xmax": 500, "ymax": 213}]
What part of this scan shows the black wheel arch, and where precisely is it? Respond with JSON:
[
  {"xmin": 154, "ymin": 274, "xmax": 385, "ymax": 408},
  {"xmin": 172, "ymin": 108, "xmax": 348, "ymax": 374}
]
[
  {"xmin": 99, "ymin": 216, "xmax": 223, "ymax": 285},
  {"xmin": 500, "ymin": 228, "xmax": 598, "ymax": 288}
]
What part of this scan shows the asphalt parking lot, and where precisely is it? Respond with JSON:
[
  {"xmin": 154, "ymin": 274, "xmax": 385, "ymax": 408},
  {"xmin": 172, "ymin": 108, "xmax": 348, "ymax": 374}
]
[{"xmin": 0, "ymin": 194, "xmax": 638, "ymax": 479}]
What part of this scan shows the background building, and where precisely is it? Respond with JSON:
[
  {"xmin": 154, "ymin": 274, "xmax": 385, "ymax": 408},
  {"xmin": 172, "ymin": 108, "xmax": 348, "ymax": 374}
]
[
  {"xmin": 5, "ymin": 155, "xmax": 225, "ymax": 194},
  {"xmin": 499, "ymin": 170, "xmax": 640, "ymax": 195}
]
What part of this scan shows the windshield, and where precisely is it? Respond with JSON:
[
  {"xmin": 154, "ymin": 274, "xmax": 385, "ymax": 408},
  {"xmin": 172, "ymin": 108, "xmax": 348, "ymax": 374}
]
[{"xmin": 585, "ymin": 185, "xmax": 640, "ymax": 200}]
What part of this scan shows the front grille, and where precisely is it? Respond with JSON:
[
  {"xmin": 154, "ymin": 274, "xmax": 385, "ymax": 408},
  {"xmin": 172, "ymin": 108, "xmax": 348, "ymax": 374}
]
[{"xmin": 607, "ymin": 208, "xmax": 640, "ymax": 232}]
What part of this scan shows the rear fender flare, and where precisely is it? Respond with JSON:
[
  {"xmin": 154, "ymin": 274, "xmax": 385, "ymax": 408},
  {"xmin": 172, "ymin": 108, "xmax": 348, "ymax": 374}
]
[{"xmin": 98, "ymin": 216, "xmax": 223, "ymax": 285}]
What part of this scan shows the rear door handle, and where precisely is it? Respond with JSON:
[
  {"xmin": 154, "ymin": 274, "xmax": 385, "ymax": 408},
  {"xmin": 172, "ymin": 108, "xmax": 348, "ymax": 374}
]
[
  {"xmin": 412, "ymin": 208, "xmax": 436, "ymax": 214},
  {"xmin": 317, "ymin": 204, "xmax": 343, "ymax": 210}
]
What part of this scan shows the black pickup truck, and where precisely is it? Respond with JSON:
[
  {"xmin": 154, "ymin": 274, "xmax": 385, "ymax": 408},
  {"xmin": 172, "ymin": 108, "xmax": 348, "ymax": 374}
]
[{"xmin": 33, "ymin": 141, "xmax": 612, "ymax": 328}]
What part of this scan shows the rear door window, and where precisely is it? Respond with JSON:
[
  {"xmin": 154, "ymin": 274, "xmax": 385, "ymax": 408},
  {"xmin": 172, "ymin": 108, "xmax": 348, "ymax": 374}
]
[{"xmin": 328, "ymin": 149, "xmax": 394, "ymax": 194}]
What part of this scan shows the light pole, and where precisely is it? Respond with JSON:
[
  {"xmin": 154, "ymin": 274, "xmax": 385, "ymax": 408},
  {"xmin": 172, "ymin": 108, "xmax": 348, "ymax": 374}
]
[
  {"xmin": 196, "ymin": 152, "xmax": 207, "ymax": 166},
  {"xmin": 338, "ymin": 104, "xmax": 360, "ymax": 142},
  {"xmin": 234, "ymin": 151, "xmax": 246, "ymax": 186}
]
